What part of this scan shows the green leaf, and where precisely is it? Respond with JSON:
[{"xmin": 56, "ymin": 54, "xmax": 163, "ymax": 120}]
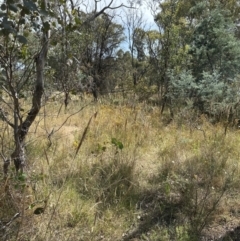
[
  {"xmin": 23, "ymin": 0, "xmax": 38, "ymax": 11},
  {"xmin": 39, "ymin": 0, "xmax": 47, "ymax": 11},
  {"xmin": 2, "ymin": 22, "xmax": 12, "ymax": 30},
  {"xmin": 51, "ymin": 39, "xmax": 58, "ymax": 46},
  {"xmin": 1, "ymin": 4, "xmax": 6, "ymax": 11},
  {"xmin": 75, "ymin": 17, "xmax": 81, "ymax": 25},
  {"xmin": 9, "ymin": 4, "xmax": 18, "ymax": 12},
  {"xmin": 19, "ymin": 45, "xmax": 28, "ymax": 59},
  {"xmin": 118, "ymin": 142, "xmax": 124, "ymax": 150},
  {"xmin": 23, "ymin": 29, "xmax": 29, "ymax": 37},
  {"xmin": 17, "ymin": 35, "xmax": 27, "ymax": 44},
  {"xmin": 43, "ymin": 21, "xmax": 50, "ymax": 31},
  {"xmin": 111, "ymin": 138, "xmax": 124, "ymax": 150},
  {"xmin": 97, "ymin": 143, "xmax": 107, "ymax": 152},
  {"xmin": 17, "ymin": 173, "xmax": 27, "ymax": 182},
  {"xmin": 22, "ymin": 6, "xmax": 30, "ymax": 15},
  {"xmin": 0, "ymin": 11, "xmax": 6, "ymax": 17},
  {"xmin": 17, "ymin": 3, "xmax": 23, "ymax": 8},
  {"xmin": 1, "ymin": 19, "xmax": 16, "ymax": 34},
  {"xmin": 51, "ymin": 21, "xmax": 56, "ymax": 27},
  {"xmin": 111, "ymin": 138, "xmax": 117, "ymax": 145},
  {"xmin": 29, "ymin": 203, "xmax": 36, "ymax": 209},
  {"xmin": 165, "ymin": 182, "xmax": 171, "ymax": 195}
]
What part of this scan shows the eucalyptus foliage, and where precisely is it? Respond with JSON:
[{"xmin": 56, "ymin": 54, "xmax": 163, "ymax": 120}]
[
  {"xmin": 168, "ymin": 70, "xmax": 240, "ymax": 120},
  {"xmin": 189, "ymin": 5, "xmax": 240, "ymax": 81}
]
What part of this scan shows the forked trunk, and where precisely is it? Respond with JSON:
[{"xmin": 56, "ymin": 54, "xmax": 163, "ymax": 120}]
[{"xmin": 5, "ymin": 30, "xmax": 49, "ymax": 175}]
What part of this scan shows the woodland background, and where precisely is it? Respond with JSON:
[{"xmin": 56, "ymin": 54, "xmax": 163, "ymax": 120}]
[{"xmin": 1, "ymin": 0, "xmax": 240, "ymax": 240}]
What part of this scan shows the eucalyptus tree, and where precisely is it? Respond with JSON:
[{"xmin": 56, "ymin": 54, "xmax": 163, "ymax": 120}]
[
  {"xmin": 112, "ymin": 49, "xmax": 133, "ymax": 92},
  {"xmin": 145, "ymin": 0, "xmax": 240, "ymax": 121},
  {"xmin": 145, "ymin": 30, "xmax": 161, "ymax": 87},
  {"xmin": 166, "ymin": 0, "xmax": 240, "ymax": 121},
  {"xmin": 0, "ymin": 0, "xmax": 52, "ymax": 175},
  {"xmin": 48, "ymin": 1, "xmax": 125, "ymax": 102},
  {"xmin": 78, "ymin": 13, "xmax": 125, "ymax": 93},
  {"xmin": 187, "ymin": 2, "xmax": 240, "ymax": 118},
  {"xmin": 147, "ymin": 0, "xmax": 191, "ymax": 112},
  {"xmin": 46, "ymin": 0, "xmax": 83, "ymax": 108},
  {"xmin": 0, "ymin": 0, "xmax": 130, "ymax": 175},
  {"xmin": 188, "ymin": 3, "xmax": 240, "ymax": 81}
]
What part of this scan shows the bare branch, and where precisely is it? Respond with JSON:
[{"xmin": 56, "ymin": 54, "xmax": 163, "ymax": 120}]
[
  {"xmin": 51, "ymin": 104, "xmax": 88, "ymax": 134},
  {"xmin": 69, "ymin": 0, "xmax": 74, "ymax": 11},
  {"xmin": 84, "ymin": 0, "xmax": 132, "ymax": 23},
  {"xmin": 0, "ymin": 107, "xmax": 14, "ymax": 128}
]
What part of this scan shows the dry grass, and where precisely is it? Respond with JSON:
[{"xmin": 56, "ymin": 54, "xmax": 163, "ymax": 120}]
[{"xmin": 1, "ymin": 96, "xmax": 240, "ymax": 240}]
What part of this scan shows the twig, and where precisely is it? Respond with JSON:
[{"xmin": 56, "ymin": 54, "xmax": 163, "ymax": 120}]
[
  {"xmin": 53, "ymin": 105, "xmax": 89, "ymax": 134},
  {"xmin": 0, "ymin": 212, "xmax": 20, "ymax": 231},
  {"xmin": 74, "ymin": 112, "xmax": 98, "ymax": 159}
]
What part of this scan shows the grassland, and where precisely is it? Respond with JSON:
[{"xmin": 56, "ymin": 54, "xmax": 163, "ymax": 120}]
[{"xmin": 1, "ymin": 95, "xmax": 240, "ymax": 240}]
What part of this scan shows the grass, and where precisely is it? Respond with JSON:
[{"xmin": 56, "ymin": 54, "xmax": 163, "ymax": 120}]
[{"xmin": 1, "ymin": 95, "xmax": 240, "ymax": 240}]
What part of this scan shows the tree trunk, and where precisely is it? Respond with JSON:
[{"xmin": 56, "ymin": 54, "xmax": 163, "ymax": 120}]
[{"xmin": 7, "ymin": 31, "xmax": 49, "ymax": 175}]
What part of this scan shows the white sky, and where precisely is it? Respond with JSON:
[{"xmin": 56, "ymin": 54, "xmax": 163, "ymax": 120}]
[{"xmin": 78, "ymin": 0, "xmax": 156, "ymax": 26}]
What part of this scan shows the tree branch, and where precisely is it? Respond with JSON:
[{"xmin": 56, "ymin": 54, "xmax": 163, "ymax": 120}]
[
  {"xmin": 0, "ymin": 107, "xmax": 14, "ymax": 128},
  {"xmin": 84, "ymin": 0, "xmax": 131, "ymax": 24}
]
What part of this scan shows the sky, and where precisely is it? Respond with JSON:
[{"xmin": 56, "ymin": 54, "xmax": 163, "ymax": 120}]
[
  {"xmin": 116, "ymin": 0, "xmax": 155, "ymax": 24},
  {"xmin": 78, "ymin": 0, "xmax": 156, "ymax": 26}
]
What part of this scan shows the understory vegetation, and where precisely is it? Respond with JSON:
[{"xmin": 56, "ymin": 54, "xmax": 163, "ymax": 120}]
[{"xmin": 1, "ymin": 95, "xmax": 240, "ymax": 240}]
